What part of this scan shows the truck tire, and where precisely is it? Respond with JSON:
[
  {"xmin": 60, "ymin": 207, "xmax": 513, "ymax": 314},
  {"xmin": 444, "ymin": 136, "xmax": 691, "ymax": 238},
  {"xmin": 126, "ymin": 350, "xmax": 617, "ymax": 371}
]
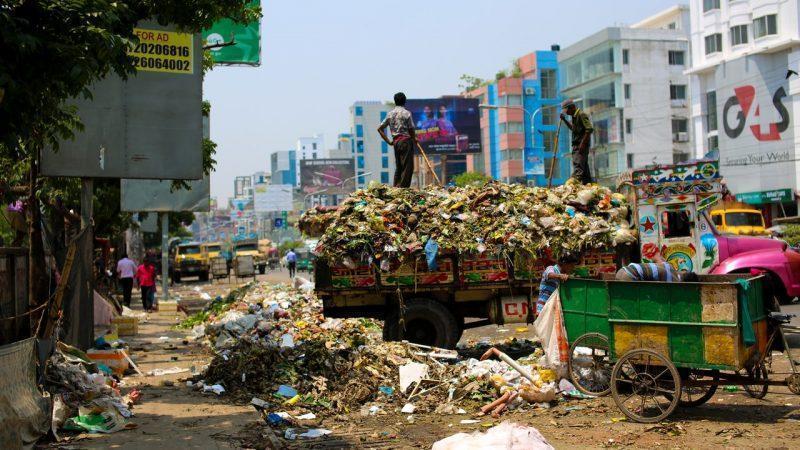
[
  {"xmin": 199, "ymin": 272, "xmax": 209, "ymax": 282},
  {"xmin": 258, "ymin": 265, "xmax": 266, "ymax": 275},
  {"xmin": 173, "ymin": 272, "xmax": 182, "ymax": 283},
  {"xmin": 383, "ymin": 298, "xmax": 459, "ymax": 349}
]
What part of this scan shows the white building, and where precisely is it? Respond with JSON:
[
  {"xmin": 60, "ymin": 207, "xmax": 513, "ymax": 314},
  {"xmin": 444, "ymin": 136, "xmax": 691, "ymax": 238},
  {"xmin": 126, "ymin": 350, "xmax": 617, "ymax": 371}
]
[
  {"xmin": 687, "ymin": 0, "xmax": 800, "ymax": 217},
  {"xmin": 295, "ymin": 135, "xmax": 327, "ymax": 183},
  {"xmin": 350, "ymin": 101, "xmax": 392, "ymax": 188},
  {"xmin": 558, "ymin": 6, "xmax": 692, "ymax": 186}
]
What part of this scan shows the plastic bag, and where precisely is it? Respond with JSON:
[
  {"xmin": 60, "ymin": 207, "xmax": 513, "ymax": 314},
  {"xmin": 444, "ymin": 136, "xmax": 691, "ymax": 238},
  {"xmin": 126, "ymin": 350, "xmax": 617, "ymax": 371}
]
[
  {"xmin": 425, "ymin": 239, "xmax": 439, "ymax": 271},
  {"xmin": 432, "ymin": 421, "xmax": 553, "ymax": 450},
  {"xmin": 533, "ymin": 290, "xmax": 569, "ymax": 372}
]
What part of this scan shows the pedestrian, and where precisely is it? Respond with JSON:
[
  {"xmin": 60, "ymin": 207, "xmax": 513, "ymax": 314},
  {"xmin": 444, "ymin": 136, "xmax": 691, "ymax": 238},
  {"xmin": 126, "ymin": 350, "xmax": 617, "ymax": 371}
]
[
  {"xmin": 378, "ymin": 92, "xmax": 417, "ymax": 188},
  {"xmin": 135, "ymin": 258, "xmax": 157, "ymax": 312},
  {"xmin": 116, "ymin": 252, "xmax": 137, "ymax": 307},
  {"xmin": 536, "ymin": 264, "xmax": 569, "ymax": 316},
  {"xmin": 560, "ymin": 99, "xmax": 594, "ymax": 184},
  {"xmin": 285, "ymin": 248, "xmax": 297, "ymax": 278}
]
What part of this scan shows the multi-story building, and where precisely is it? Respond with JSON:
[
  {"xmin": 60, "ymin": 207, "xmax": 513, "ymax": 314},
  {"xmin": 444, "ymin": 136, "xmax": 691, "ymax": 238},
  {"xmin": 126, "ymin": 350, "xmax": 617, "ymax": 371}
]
[
  {"xmin": 329, "ymin": 133, "xmax": 353, "ymax": 159},
  {"xmin": 687, "ymin": 0, "xmax": 799, "ymax": 218},
  {"xmin": 233, "ymin": 175, "xmax": 252, "ymax": 199},
  {"xmin": 559, "ymin": 5, "xmax": 691, "ymax": 186},
  {"xmin": 466, "ymin": 49, "xmax": 570, "ymax": 185},
  {"xmin": 350, "ymin": 101, "xmax": 392, "ymax": 188},
  {"xmin": 295, "ymin": 135, "xmax": 327, "ymax": 184},
  {"xmin": 270, "ymin": 150, "xmax": 297, "ymax": 186}
]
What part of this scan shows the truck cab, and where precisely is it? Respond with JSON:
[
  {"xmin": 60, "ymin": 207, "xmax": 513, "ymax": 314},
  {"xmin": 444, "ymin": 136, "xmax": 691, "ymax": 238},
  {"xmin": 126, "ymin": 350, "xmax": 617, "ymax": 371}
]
[
  {"xmin": 709, "ymin": 206, "xmax": 768, "ymax": 236},
  {"xmin": 620, "ymin": 160, "xmax": 800, "ymax": 302},
  {"xmin": 174, "ymin": 242, "xmax": 209, "ymax": 282}
]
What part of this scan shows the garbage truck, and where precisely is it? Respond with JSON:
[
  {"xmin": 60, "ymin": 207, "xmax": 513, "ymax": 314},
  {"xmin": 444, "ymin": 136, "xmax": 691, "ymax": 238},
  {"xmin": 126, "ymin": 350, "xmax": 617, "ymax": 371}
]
[{"xmin": 313, "ymin": 160, "xmax": 800, "ymax": 348}]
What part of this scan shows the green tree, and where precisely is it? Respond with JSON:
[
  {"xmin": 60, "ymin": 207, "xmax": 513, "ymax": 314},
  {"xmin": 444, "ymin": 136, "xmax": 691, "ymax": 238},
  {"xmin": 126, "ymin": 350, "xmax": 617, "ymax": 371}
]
[
  {"xmin": 453, "ymin": 172, "xmax": 492, "ymax": 187},
  {"xmin": 458, "ymin": 74, "xmax": 486, "ymax": 92}
]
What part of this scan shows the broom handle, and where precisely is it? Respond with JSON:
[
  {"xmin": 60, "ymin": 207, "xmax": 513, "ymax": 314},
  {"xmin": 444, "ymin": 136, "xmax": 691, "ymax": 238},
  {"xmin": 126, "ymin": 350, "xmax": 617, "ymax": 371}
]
[
  {"xmin": 547, "ymin": 120, "xmax": 562, "ymax": 188},
  {"xmin": 416, "ymin": 141, "xmax": 442, "ymax": 186}
]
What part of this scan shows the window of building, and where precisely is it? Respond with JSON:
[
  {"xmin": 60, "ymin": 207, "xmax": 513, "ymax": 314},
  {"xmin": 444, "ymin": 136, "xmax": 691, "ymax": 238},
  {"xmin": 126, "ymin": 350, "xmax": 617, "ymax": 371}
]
[
  {"xmin": 381, "ymin": 141, "xmax": 388, "ymax": 154},
  {"xmin": 506, "ymin": 122, "xmax": 524, "ymax": 133},
  {"xmin": 706, "ymin": 91, "xmax": 718, "ymax": 132},
  {"xmin": 381, "ymin": 156, "xmax": 389, "ymax": 169},
  {"xmin": 708, "ymin": 135, "xmax": 719, "ymax": 151},
  {"xmin": 622, "ymin": 49, "xmax": 629, "ymax": 65},
  {"xmin": 540, "ymin": 69, "xmax": 557, "ymax": 98},
  {"xmin": 381, "ymin": 172, "xmax": 389, "ymax": 184},
  {"xmin": 357, "ymin": 156, "xmax": 365, "ymax": 169},
  {"xmin": 501, "ymin": 149, "xmax": 524, "ymax": 161},
  {"xmin": 730, "ymin": 24, "xmax": 748, "ymax": 46},
  {"xmin": 668, "ymin": 50, "xmax": 685, "ymax": 65},
  {"xmin": 312, "ymin": 143, "xmax": 317, "ymax": 150},
  {"xmin": 672, "ymin": 118, "xmax": 688, "ymax": 142},
  {"xmin": 498, "ymin": 95, "xmax": 523, "ymax": 106},
  {"xmin": 312, "ymin": 152, "xmax": 317, "ymax": 159},
  {"xmin": 670, "ymin": 84, "xmax": 687, "ymax": 100},
  {"xmin": 703, "ymin": 0, "xmax": 720, "ymax": 13},
  {"xmin": 626, "ymin": 153, "xmax": 634, "ymax": 168},
  {"xmin": 356, "ymin": 124, "xmax": 363, "ymax": 138},
  {"xmin": 544, "ymin": 157, "xmax": 559, "ymax": 179},
  {"xmin": 704, "ymin": 33, "xmax": 723, "ymax": 54},
  {"xmin": 542, "ymin": 130, "xmax": 558, "ymax": 153},
  {"xmin": 754, "ymin": 14, "xmax": 778, "ymax": 39},
  {"xmin": 587, "ymin": 82, "xmax": 615, "ymax": 109},
  {"xmin": 624, "ymin": 84, "xmax": 631, "ymax": 100},
  {"xmin": 356, "ymin": 140, "xmax": 364, "ymax": 153},
  {"xmin": 668, "ymin": 22, "xmax": 677, "ymax": 30},
  {"xmin": 673, "ymin": 152, "xmax": 689, "ymax": 164},
  {"xmin": 541, "ymin": 105, "xmax": 557, "ymax": 126},
  {"xmin": 625, "ymin": 119, "xmax": 632, "ymax": 134},
  {"xmin": 355, "ymin": 106, "xmax": 363, "ymax": 116}
]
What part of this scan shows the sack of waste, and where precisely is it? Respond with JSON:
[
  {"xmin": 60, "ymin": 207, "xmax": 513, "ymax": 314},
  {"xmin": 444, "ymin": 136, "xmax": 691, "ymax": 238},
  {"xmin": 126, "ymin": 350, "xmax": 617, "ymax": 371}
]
[{"xmin": 432, "ymin": 421, "xmax": 554, "ymax": 450}]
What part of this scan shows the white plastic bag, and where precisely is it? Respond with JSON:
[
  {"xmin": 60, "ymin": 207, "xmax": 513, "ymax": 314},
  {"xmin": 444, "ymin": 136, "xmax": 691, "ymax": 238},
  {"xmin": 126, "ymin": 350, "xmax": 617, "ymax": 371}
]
[
  {"xmin": 432, "ymin": 421, "xmax": 553, "ymax": 450},
  {"xmin": 533, "ymin": 290, "xmax": 569, "ymax": 373}
]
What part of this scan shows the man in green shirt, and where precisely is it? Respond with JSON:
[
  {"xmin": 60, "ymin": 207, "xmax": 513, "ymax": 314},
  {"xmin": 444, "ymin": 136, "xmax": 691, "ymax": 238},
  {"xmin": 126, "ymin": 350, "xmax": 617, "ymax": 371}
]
[{"xmin": 560, "ymin": 99, "xmax": 594, "ymax": 184}]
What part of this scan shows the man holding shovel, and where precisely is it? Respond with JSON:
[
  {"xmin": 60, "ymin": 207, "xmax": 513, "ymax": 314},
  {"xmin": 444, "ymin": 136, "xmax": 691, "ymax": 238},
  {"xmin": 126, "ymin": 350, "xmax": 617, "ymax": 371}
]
[
  {"xmin": 560, "ymin": 99, "xmax": 594, "ymax": 184},
  {"xmin": 378, "ymin": 92, "xmax": 417, "ymax": 188}
]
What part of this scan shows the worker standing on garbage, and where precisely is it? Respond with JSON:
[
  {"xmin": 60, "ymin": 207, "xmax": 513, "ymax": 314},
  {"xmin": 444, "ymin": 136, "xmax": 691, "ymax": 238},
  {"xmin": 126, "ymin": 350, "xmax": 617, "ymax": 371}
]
[
  {"xmin": 560, "ymin": 99, "xmax": 594, "ymax": 184},
  {"xmin": 536, "ymin": 264, "xmax": 569, "ymax": 315},
  {"xmin": 377, "ymin": 92, "xmax": 417, "ymax": 188}
]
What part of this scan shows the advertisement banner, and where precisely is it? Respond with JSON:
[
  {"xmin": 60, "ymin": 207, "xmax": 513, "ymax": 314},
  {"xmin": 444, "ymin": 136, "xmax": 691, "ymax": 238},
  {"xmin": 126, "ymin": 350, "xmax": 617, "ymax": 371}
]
[
  {"xmin": 716, "ymin": 52, "xmax": 795, "ymax": 195},
  {"xmin": 300, "ymin": 158, "xmax": 355, "ymax": 195},
  {"xmin": 524, "ymin": 150, "xmax": 545, "ymax": 176},
  {"xmin": 202, "ymin": 0, "xmax": 261, "ymax": 65},
  {"xmin": 406, "ymin": 97, "xmax": 482, "ymax": 155},
  {"xmin": 254, "ymin": 184, "xmax": 293, "ymax": 212}
]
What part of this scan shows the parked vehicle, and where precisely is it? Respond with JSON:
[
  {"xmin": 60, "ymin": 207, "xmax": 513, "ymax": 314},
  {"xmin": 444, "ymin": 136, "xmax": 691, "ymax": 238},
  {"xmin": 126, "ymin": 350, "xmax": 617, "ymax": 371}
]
[
  {"xmin": 234, "ymin": 238, "xmax": 267, "ymax": 274},
  {"xmin": 173, "ymin": 242, "xmax": 209, "ymax": 282},
  {"xmin": 314, "ymin": 160, "xmax": 800, "ymax": 348},
  {"xmin": 710, "ymin": 202, "xmax": 768, "ymax": 236}
]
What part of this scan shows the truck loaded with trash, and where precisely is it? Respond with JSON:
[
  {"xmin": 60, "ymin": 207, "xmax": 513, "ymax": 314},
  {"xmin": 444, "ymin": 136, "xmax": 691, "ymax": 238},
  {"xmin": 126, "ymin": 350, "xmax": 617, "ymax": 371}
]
[{"xmin": 300, "ymin": 159, "xmax": 800, "ymax": 349}]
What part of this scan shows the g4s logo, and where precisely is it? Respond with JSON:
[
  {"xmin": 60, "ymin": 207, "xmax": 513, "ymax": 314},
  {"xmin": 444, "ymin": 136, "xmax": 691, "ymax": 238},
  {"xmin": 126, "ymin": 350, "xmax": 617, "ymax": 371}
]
[{"xmin": 723, "ymin": 85, "xmax": 790, "ymax": 141}]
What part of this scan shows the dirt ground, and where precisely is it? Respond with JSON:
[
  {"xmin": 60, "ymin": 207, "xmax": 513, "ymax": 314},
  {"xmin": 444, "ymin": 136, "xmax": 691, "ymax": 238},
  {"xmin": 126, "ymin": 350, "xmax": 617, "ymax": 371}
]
[{"xmin": 49, "ymin": 272, "xmax": 800, "ymax": 449}]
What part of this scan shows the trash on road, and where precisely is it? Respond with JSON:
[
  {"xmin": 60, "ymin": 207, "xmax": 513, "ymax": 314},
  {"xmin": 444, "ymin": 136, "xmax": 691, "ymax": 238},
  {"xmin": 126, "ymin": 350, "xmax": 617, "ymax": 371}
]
[{"xmin": 432, "ymin": 421, "xmax": 554, "ymax": 450}]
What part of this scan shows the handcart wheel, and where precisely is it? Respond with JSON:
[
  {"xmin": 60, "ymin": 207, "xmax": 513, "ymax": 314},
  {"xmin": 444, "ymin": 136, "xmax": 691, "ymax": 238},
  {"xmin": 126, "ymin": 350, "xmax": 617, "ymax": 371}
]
[
  {"xmin": 665, "ymin": 370, "xmax": 719, "ymax": 407},
  {"xmin": 611, "ymin": 349, "xmax": 681, "ymax": 423},
  {"xmin": 568, "ymin": 333, "xmax": 612, "ymax": 397},
  {"xmin": 742, "ymin": 362, "xmax": 769, "ymax": 399}
]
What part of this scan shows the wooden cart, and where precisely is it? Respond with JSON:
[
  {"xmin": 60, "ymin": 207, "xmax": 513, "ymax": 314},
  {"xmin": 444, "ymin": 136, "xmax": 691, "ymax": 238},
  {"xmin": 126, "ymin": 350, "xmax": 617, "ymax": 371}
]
[{"xmin": 562, "ymin": 274, "xmax": 800, "ymax": 422}]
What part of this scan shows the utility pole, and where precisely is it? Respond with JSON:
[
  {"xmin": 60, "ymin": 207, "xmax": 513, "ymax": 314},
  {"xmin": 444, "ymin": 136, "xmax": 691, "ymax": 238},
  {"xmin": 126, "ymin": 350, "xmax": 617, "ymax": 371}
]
[{"xmin": 160, "ymin": 212, "xmax": 169, "ymax": 301}]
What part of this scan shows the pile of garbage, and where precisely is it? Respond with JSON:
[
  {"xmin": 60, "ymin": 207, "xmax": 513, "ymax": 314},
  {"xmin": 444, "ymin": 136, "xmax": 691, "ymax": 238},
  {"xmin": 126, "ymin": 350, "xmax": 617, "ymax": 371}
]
[
  {"xmin": 189, "ymin": 282, "xmax": 588, "ymax": 422},
  {"xmin": 301, "ymin": 180, "xmax": 635, "ymax": 267},
  {"xmin": 45, "ymin": 343, "xmax": 138, "ymax": 434}
]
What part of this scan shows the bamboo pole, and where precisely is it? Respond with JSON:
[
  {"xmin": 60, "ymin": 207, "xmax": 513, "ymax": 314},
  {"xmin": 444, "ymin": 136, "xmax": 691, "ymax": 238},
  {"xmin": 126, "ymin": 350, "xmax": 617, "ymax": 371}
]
[
  {"xmin": 547, "ymin": 120, "xmax": 563, "ymax": 188},
  {"xmin": 416, "ymin": 141, "xmax": 441, "ymax": 186}
]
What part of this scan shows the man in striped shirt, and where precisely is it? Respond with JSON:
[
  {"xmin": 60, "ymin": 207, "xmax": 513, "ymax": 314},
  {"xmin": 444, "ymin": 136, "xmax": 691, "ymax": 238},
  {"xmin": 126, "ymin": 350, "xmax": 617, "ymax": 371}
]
[
  {"xmin": 615, "ymin": 254, "xmax": 698, "ymax": 282},
  {"xmin": 537, "ymin": 265, "xmax": 570, "ymax": 315}
]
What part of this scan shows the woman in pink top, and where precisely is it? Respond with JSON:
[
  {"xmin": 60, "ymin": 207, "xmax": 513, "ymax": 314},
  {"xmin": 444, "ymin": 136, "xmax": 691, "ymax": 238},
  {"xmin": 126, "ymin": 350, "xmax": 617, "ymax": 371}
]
[{"xmin": 135, "ymin": 260, "xmax": 157, "ymax": 312}]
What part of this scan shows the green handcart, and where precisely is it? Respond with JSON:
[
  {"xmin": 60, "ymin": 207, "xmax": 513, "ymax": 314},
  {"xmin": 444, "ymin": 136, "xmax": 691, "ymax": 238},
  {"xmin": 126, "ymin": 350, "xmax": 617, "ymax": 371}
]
[{"xmin": 561, "ymin": 274, "xmax": 800, "ymax": 422}]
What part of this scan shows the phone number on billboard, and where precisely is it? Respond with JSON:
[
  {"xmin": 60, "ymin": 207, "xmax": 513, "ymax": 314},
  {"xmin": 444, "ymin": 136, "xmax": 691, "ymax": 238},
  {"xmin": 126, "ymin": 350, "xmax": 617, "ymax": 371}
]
[
  {"xmin": 132, "ymin": 56, "xmax": 191, "ymax": 72},
  {"xmin": 133, "ymin": 43, "xmax": 191, "ymax": 57}
]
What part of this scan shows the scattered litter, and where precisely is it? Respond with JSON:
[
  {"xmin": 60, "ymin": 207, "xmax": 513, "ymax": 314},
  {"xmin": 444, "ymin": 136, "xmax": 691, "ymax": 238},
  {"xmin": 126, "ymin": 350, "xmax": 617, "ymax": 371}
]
[
  {"xmin": 401, "ymin": 403, "xmax": 416, "ymax": 414},
  {"xmin": 276, "ymin": 385, "xmax": 298, "ymax": 398},
  {"xmin": 296, "ymin": 412, "xmax": 317, "ymax": 420},
  {"xmin": 378, "ymin": 386, "xmax": 394, "ymax": 396},
  {"xmin": 399, "ymin": 362, "xmax": 429, "ymax": 393},
  {"xmin": 147, "ymin": 367, "xmax": 189, "ymax": 377},
  {"xmin": 251, "ymin": 397, "xmax": 270, "ymax": 409},
  {"xmin": 285, "ymin": 428, "xmax": 332, "ymax": 440},
  {"xmin": 432, "ymin": 421, "xmax": 554, "ymax": 450},
  {"xmin": 460, "ymin": 419, "xmax": 480, "ymax": 424},
  {"xmin": 203, "ymin": 384, "xmax": 225, "ymax": 395}
]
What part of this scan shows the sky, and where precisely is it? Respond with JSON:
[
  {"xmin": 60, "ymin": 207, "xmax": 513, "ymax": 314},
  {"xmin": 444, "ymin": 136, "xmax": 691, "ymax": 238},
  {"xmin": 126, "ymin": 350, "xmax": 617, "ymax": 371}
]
[{"xmin": 204, "ymin": 0, "xmax": 681, "ymax": 204}]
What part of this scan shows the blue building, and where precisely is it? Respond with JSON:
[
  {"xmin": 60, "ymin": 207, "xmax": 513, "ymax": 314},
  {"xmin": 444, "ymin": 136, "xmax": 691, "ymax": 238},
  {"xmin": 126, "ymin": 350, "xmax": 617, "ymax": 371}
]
[
  {"xmin": 466, "ymin": 48, "xmax": 570, "ymax": 185},
  {"xmin": 270, "ymin": 150, "xmax": 297, "ymax": 186}
]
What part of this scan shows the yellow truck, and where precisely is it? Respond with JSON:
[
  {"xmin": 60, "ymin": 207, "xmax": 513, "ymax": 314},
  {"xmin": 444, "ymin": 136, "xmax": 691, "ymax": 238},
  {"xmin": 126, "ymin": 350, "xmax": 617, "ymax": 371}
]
[
  {"xmin": 174, "ymin": 242, "xmax": 209, "ymax": 282},
  {"xmin": 710, "ymin": 203, "xmax": 768, "ymax": 236},
  {"xmin": 234, "ymin": 239, "xmax": 267, "ymax": 274}
]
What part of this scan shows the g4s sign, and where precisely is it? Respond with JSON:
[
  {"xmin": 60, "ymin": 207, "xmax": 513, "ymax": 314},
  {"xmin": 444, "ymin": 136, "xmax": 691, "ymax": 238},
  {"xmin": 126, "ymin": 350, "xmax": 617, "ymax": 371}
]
[{"xmin": 723, "ymin": 85, "xmax": 790, "ymax": 141}]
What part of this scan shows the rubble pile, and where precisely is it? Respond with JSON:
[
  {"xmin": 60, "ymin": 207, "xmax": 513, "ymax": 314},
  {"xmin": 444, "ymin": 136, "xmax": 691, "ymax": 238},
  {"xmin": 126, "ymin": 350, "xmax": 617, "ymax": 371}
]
[
  {"xmin": 301, "ymin": 180, "xmax": 635, "ymax": 266},
  {"xmin": 45, "ymin": 343, "xmax": 137, "ymax": 434},
  {"xmin": 191, "ymin": 283, "xmax": 582, "ymax": 419}
]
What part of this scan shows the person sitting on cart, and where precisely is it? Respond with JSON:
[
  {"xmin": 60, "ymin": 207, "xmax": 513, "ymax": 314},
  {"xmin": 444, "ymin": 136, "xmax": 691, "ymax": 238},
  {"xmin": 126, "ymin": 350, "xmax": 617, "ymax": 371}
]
[{"xmin": 615, "ymin": 254, "xmax": 699, "ymax": 282}]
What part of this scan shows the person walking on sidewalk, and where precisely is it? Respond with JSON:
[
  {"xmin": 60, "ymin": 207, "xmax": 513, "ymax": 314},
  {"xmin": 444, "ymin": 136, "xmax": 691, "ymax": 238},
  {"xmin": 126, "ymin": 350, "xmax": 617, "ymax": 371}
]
[
  {"xmin": 560, "ymin": 99, "xmax": 594, "ymax": 184},
  {"xmin": 285, "ymin": 248, "xmax": 297, "ymax": 278},
  {"xmin": 378, "ymin": 92, "xmax": 417, "ymax": 188},
  {"xmin": 135, "ymin": 259, "xmax": 157, "ymax": 312},
  {"xmin": 116, "ymin": 253, "xmax": 137, "ymax": 308}
]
